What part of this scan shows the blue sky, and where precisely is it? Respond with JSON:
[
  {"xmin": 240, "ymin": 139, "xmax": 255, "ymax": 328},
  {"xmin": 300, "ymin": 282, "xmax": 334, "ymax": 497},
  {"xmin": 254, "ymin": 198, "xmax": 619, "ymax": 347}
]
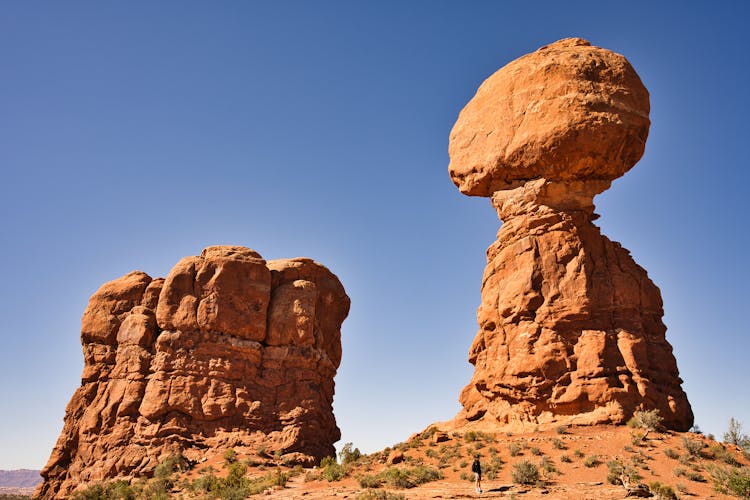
[{"xmin": 1, "ymin": 1, "xmax": 748, "ymax": 469}]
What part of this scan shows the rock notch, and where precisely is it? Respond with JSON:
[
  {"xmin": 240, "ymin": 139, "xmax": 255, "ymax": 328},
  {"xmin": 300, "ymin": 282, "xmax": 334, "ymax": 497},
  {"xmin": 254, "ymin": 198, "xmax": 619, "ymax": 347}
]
[
  {"xmin": 37, "ymin": 246, "xmax": 350, "ymax": 499},
  {"xmin": 449, "ymin": 38, "xmax": 693, "ymax": 431}
]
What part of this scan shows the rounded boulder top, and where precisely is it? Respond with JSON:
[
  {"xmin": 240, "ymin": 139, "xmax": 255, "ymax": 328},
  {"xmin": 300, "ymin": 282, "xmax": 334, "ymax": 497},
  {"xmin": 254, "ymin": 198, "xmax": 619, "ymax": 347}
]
[{"xmin": 448, "ymin": 38, "xmax": 650, "ymax": 197}]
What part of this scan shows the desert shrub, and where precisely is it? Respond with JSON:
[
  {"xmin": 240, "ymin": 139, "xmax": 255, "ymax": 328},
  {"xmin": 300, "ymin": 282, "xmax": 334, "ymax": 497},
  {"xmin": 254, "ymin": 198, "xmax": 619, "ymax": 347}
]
[
  {"xmin": 663, "ymin": 448, "xmax": 679, "ymax": 459},
  {"xmin": 425, "ymin": 448, "xmax": 438, "ymax": 459},
  {"xmin": 574, "ymin": 449, "xmax": 584, "ymax": 458},
  {"xmin": 383, "ymin": 466, "xmax": 442, "ymax": 489},
  {"xmin": 421, "ymin": 426, "xmax": 438, "ymax": 440},
  {"xmin": 630, "ymin": 429, "xmax": 647, "ymax": 446},
  {"xmin": 682, "ymin": 436, "xmax": 705, "ymax": 457},
  {"xmin": 320, "ymin": 456, "xmax": 346, "ymax": 482},
  {"xmin": 356, "ymin": 491, "xmax": 406, "ymax": 500},
  {"xmin": 709, "ymin": 443, "xmax": 741, "ymax": 466},
  {"xmin": 628, "ymin": 409, "xmax": 664, "ymax": 432},
  {"xmin": 552, "ymin": 438, "xmax": 566, "ymax": 450},
  {"xmin": 223, "ymin": 448, "xmax": 238, "ymax": 464},
  {"xmin": 464, "ymin": 430, "xmax": 495, "ymax": 443},
  {"xmin": 555, "ymin": 424, "xmax": 569, "ymax": 435},
  {"xmin": 140, "ymin": 478, "xmax": 170, "ymax": 500},
  {"xmin": 154, "ymin": 453, "xmax": 190, "ymax": 478},
  {"xmin": 511, "ymin": 460, "xmax": 540, "ymax": 485},
  {"xmin": 509, "ymin": 442, "xmax": 522, "ymax": 457},
  {"xmin": 685, "ymin": 470, "xmax": 706, "ymax": 482},
  {"xmin": 560, "ymin": 454, "xmax": 572, "ymax": 463},
  {"xmin": 359, "ymin": 466, "xmax": 442, "ymax": 490},
  {"xmin": 607, "ymin": 459, "xmax": 642, "ymax": 486},
  {"xmin": 72, "ymin": 481, "xmax": 137, "ymax": 500},
  {"xmin": 676, "ymin": 482, "xmax": 689, "ymax": 494},
  {"xmin": 583, "ymin": 455, "xmax": 601, "ymax": 468},
  {"xmin": 192, "ymin": 472, "xmax": 221, "ymax": 493},
  {"xmin": 530, "ymin": 446, "xmax": 542, "ymax": 456},
  {"xmin": 540, "ymin": 456, "xmax": 557, "ymax": 477},
  {"xmin": 708, "ymin": 464, "xmax": 750, "ymax": 498},
  {"xmin": 358, "ymin": 474, "xmax": 382, "ymax": 489},
  {"xmin": 649, "ymin": 481, "xmax": 678, "ymax": 500},
  {"xmin": 725, "ymin": 418, "xmax": 750, "ymax": 449},
  {"xmin": 483, "ymin": 454, "xmax": 504, "ymax": 480},
  {"xmin": 459, "ymin": 471, "xmax": 471, "ymax": 481}
]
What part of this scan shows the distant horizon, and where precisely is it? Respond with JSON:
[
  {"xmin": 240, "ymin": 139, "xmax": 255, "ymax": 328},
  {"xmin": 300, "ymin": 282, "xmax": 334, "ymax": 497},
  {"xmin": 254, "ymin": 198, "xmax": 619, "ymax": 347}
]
[{"xmin": 1, "ymin": 1, "xmax": 748, "ymax": 470}]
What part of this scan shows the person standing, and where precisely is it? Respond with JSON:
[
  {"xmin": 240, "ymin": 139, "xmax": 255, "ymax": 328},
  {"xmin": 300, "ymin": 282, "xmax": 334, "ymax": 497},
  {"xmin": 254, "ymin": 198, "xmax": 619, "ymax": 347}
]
[{"xmin": 472, "ymin": 455, "xmax": 482, "ymax": 493}]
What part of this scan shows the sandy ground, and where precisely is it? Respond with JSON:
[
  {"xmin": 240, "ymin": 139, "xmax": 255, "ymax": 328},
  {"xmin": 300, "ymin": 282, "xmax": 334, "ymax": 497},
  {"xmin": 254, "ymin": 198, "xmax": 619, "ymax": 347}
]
[{"xmin": 227, "ymin": 425, "xmax": 746, "ymax": 499}]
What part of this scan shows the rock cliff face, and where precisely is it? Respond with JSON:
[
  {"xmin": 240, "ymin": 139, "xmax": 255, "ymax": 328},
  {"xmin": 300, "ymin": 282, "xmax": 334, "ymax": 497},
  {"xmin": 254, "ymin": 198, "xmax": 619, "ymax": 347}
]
[
  {"xmin": 449, "ymin": 39, "xmax": 693, "ymax": 431},
  {"xmin": 37, "ymin": 246, "xmax": 349, "ymax": 499}
]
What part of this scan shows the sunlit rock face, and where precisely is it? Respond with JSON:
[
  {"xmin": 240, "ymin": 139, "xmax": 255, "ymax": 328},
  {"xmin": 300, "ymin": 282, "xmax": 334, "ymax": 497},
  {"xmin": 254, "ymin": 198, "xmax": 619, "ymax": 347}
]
[
  {"xmin": 37, "ymin": 246, "xmax": 350, "ymax": 499},
  {"xmin": 449, "ymin": 38, "xmax": 693, "ymax": 432}
]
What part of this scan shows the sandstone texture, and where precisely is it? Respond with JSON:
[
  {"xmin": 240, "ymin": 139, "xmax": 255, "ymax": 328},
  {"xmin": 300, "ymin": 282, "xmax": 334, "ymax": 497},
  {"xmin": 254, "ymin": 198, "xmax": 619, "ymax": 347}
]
[
  {"xmin": 37, "ymin": 246, "xmax": 349, "ymax": 499},
  {"xmin": 449, "ymin": 38, "xmax": 693, "ymax": 431}
]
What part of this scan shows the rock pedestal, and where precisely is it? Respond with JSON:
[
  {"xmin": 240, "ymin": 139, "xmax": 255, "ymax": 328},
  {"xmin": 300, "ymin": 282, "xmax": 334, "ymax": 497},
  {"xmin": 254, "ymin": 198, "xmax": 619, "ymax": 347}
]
[
  {"xmin": 449, "ymin": 39, "xmax": 693, "ymax": 431},
  {"xmin": 37, "ymin": 246, "xmax": 349, "ymax": 499}
]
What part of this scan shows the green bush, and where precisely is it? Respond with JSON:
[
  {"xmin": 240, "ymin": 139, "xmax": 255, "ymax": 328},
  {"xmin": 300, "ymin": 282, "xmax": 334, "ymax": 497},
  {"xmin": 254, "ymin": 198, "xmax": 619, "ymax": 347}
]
[
  {"xmin": 508, "ymin": 442, "xmax": 522, "ymax": 457},
  {"xmin": 663, "ymin": 448, "xmax": 679, "ymax": 459},
  {"xmin": 560, "ymin": 454, "xmax": 572, "ymax": 463},
  {"xmin": 356, "ymin": 490, "xmax": 406, "ymax": 500},
  {"xmin": 552, "ymin": 438, "xmax": 566, "ymax": 450},
  {"xmin": 725, "ymin": 418, "xmax": 750, "ymax": 449},
  {"xmin": 606, "ymin": 459, "xmax": 641, "ymax": 486},
  {"xmin": 357, "ymin": 466, "xmax": 442, "ymax": 490},
  {"xmin": 320, "ymin": 456, "xmax": 346, "ymax": 482},
  {"xmin": 511, "ymin": 460, "xmax": 539, "ymax": 485},
  {"xmin": 627, "ymin": 409, "xmax": 664, "ymax": 432},
  {"xmin": 649, "ymin": 481, "xmax": 678, "ymax": 500},
  {"xmin": 358, "ymin": 473, "xmax": 383, "ymax": 489},
  {"xmin": 583, "ymin": 455, "xmax": 601, "ymax": 468},
  {"xmin": 224, "ymin": 448, "xmax": 238, "ymax": 464},
  {"xmin": 682, "ymin": 436, "xmax": 705, "ymax": 457},
  {"xmin": 708, "ymin": 464, "xmax": 750, "ymax": 498},
  {"xmin": 540, "ymin": 456, "xmax": 557, "ymax": 477},
  {"xmin": 154, "ymin": 453, "xmax": 190, "ymax": 478},
  {"xmin": 339, "ymin": 442, "xmax": 363, "ymax": 466},
  {"xmin": 555, "ymin": 424, "xmax": 569, "ymax": 435}
]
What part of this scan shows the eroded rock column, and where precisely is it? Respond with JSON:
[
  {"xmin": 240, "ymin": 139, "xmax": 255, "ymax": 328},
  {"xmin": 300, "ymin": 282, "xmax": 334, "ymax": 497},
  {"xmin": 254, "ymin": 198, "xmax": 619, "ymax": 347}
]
[
  {"xmin": 37, "ymin": 246, "xmax": 349, "ymax": 499},
  {"xmin": 448, "ymin": 38, "xmax": 693, "ymax": 431}
]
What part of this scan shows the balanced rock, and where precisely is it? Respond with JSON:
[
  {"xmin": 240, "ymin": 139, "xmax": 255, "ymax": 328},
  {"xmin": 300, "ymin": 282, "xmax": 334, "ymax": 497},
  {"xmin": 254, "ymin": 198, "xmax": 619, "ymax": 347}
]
[
  {"xmin": 37, "ymin": 246, "xmax": 350, "ymax": 499},
  {"xmin": 449, "ymin": 39, "xmax": 693, "ymax": 431}
]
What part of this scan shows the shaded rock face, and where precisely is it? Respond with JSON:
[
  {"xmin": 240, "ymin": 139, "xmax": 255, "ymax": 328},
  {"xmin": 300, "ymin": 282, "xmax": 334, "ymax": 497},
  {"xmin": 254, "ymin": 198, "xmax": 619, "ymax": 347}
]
[
  {"xmin": 449, "ymin": 39, "xmax": 693, "ymax": 431},
  {"xmin": 37, "ymin": 246, "xmax": 349, "ymax": 499}
]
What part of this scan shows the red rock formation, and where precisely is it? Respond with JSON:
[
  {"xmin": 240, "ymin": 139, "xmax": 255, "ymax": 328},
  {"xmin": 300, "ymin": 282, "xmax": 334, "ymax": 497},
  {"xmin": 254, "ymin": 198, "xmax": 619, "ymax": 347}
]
[
  {"xmin": 449, "ymin": 39, "xmax": 693, "ymax": 431},
  {"xmin": 37, "ymin": 246, "xmax": 349, "ymax": 499}
]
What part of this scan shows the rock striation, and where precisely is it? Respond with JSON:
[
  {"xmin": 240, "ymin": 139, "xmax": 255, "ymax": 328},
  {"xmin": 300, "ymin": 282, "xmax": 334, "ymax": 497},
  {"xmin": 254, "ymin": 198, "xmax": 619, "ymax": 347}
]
[
  {"xmin": 37, "ymin": 246, "xmax": 349, "ymax": 499},
  {"xmin": 449, "ymin": 38, "xmax": 693, "ymax": 431}
]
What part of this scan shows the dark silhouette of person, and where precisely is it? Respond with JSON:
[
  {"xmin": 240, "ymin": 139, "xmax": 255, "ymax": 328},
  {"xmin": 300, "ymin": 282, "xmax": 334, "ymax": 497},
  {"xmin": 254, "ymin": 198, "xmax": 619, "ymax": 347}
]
[{"xmin": 472, "ymin": 455, "xmax": 482, "ymax": 493}]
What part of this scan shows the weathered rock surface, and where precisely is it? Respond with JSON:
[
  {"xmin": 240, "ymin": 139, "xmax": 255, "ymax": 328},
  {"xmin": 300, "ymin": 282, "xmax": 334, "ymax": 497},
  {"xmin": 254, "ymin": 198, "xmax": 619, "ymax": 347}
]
[
  {"xmin": 37, "ymin": 246, "xmax": 350, "ymax": 499},
  {"xmin": 449, "ymin": 37, "xmax": 650, "ymax": 197},
  {"xmin": 449, "ymin": 39, "xmax": 693, "ymax": 431}
]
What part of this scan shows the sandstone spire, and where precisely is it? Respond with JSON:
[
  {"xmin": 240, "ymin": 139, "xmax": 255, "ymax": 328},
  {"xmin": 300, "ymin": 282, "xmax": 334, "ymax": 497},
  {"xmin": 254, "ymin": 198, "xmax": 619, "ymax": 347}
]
[
  {"xmin": 449, "ymin": 38, "xmax": 693, "ymax": 431},
  {"xmin": 37, "ymin": 246, "xmax": 350, "ymax": 498}
]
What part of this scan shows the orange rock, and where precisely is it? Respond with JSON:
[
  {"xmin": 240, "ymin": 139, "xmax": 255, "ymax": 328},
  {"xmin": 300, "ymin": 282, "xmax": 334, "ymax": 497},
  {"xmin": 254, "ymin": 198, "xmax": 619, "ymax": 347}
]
[
  {"xmin": 449, "ymin": 39, "xmax": 693, "ymax": 433},
  {"xmin": 37, "ymin": 246, "xmax": 350, "ymax": 499},
  {"xmin": 387, "ymin": 449, "xmax": 405, "ymax": 465},
  {"xmin": 449, "ymin": 38, "xmax": 650, "ymax": 197}
]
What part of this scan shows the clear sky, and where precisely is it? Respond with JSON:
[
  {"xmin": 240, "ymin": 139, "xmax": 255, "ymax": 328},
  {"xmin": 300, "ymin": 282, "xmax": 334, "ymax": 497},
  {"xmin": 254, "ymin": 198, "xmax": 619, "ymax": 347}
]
[{"xmin": 1, "ymin": 1, "xmax": 748, "ymax": 470}]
